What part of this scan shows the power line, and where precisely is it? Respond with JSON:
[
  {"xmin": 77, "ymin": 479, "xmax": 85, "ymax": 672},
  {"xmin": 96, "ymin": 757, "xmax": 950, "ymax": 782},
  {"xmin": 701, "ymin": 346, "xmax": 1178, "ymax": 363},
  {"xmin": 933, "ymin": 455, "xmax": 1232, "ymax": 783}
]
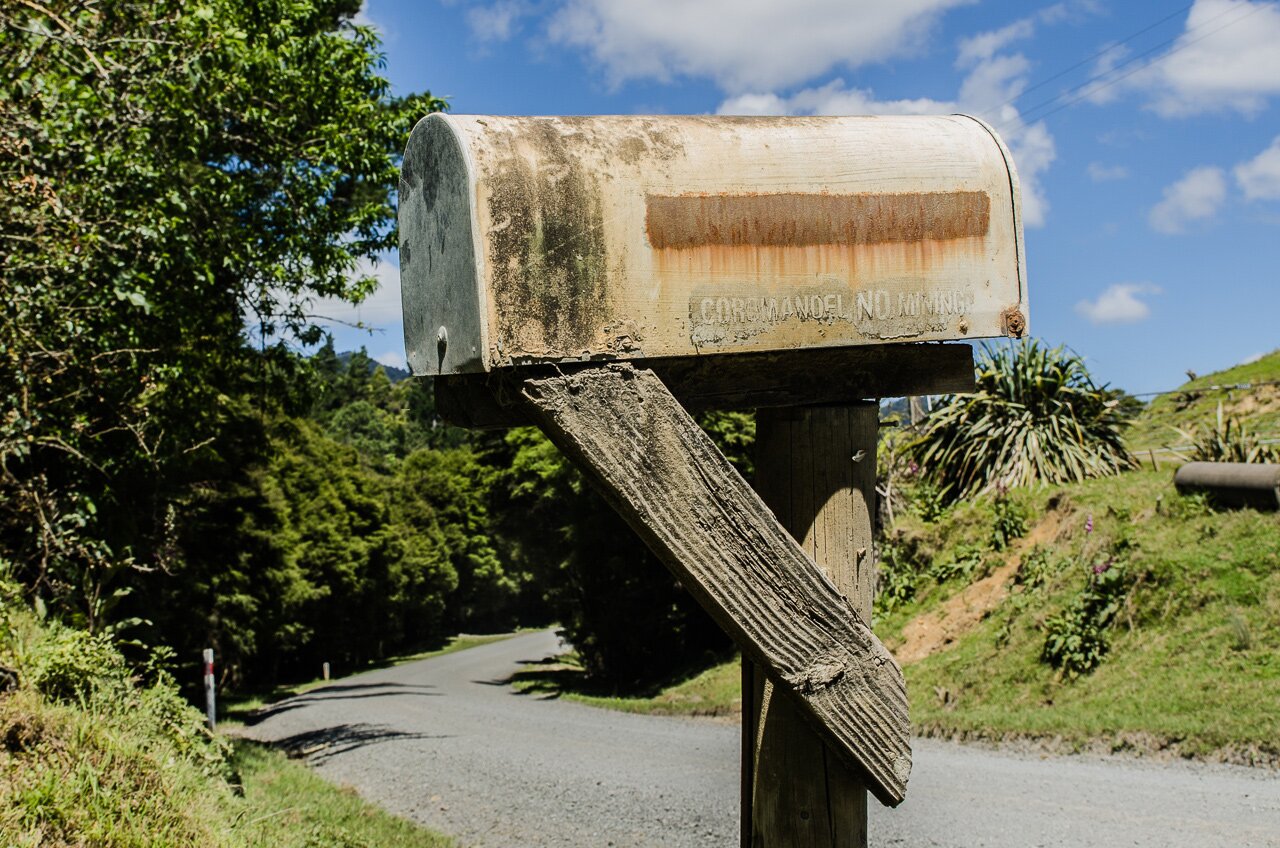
[
  {"xmin": 976, "ymin": 3, "xmax": 1194, "ymax": 122},
  {"xmin": 995, "ymin": 1, "xmax": 1268, "ymax": 132}
]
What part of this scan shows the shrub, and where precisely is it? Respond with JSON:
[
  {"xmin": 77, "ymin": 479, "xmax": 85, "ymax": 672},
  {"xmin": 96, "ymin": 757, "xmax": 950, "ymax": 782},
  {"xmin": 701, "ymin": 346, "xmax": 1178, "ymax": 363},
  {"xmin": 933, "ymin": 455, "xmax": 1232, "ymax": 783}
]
[
  {"xmin": 1177, "ymin": 402, "xmax": 1279, "ymax": 464},
  {"xmin": 1041, "ymin": 558, "xmax": 1132, "ymax": 677},
  {"xmin": 912, "ymin": 340, "xmax": 1135, "ymax": 500}
]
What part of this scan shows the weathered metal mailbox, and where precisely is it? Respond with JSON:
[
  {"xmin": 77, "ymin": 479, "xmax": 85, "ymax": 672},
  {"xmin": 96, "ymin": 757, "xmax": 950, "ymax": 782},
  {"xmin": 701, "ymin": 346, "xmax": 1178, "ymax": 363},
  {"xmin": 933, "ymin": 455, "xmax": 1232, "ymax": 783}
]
[
  {"xmin": 400, "ymin": 114, "xmax": 1026, "ymax": 376},
  {"xmin": 399, "ymin": 114, "xmax": 1026, "ymax": 845}
]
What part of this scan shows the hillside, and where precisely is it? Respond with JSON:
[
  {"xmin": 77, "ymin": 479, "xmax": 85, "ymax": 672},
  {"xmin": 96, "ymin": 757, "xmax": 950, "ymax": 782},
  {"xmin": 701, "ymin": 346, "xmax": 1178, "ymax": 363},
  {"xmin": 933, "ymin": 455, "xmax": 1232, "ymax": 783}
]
[
  {"xmin": 875, "ymin": 352, "xmax": 1280, "ymax": 764},
  {"xmin": 1125, "ymin": 348, "xmax": 1280, "ymax": 452}
]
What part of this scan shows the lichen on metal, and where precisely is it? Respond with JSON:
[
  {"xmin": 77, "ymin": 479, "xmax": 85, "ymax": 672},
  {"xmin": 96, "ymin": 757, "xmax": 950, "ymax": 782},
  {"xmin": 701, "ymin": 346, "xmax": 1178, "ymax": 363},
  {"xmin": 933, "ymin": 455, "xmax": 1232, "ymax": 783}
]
[{"xmin": 399, "ymin": 114, "xmax": 1028, "ymax": 376}]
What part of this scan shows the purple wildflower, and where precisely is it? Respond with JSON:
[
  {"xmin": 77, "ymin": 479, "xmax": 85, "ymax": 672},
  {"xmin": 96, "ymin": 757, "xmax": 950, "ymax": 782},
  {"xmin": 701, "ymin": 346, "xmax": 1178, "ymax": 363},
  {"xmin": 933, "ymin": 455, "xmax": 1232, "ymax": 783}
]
[
  {"xmin": 1093, "ymin": 559, "xmax": 1111, "ymax": 575},
  {"xmin": 1085, "ymin": 514, "xmax": 1094, "ymax": 534}
]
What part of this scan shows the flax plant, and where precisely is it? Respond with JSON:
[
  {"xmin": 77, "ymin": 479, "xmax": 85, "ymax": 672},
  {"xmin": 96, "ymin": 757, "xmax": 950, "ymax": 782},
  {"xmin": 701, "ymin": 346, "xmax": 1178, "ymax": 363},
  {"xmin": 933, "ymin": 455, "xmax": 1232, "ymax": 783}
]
[{"xmin": 912, "ymin": 341, "xmax": 1135, "ymax": 500}]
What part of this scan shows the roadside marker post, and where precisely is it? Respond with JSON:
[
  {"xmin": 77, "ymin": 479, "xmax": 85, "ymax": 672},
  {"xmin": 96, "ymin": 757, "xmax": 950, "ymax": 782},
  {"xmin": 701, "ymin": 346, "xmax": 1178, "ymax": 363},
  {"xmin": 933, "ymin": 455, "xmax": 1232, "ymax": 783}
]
[
  {"xmin": 399, "ymin": 114, "xmax": 1027, "ymax": 843},
  {"xmin": 202, "ymin": 648, "xmax": 216, "ymax": 731}
]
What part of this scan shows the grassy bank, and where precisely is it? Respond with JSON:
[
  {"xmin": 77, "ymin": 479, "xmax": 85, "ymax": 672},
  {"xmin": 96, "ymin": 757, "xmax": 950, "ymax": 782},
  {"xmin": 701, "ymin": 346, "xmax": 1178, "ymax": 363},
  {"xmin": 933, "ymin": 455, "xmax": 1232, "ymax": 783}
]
[{"xmin": 0, "ymin": 608, "xmax": 454, "ymax": 846}]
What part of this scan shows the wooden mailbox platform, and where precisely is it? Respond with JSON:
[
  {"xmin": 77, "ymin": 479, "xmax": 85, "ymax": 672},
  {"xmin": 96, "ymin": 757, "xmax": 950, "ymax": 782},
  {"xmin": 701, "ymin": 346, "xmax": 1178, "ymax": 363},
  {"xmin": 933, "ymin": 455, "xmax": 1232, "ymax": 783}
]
[{"xmin": 399, "ymin": 113, "xmax": 1026, "ymax": 844}]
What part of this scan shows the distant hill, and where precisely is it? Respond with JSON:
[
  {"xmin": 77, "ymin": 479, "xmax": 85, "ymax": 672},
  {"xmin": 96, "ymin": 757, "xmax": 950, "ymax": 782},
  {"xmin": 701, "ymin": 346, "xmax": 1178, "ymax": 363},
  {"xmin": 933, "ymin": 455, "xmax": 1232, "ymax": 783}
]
[{"xmin": 336, "ymin": 350, "xmax": 411, "ymax": 383}]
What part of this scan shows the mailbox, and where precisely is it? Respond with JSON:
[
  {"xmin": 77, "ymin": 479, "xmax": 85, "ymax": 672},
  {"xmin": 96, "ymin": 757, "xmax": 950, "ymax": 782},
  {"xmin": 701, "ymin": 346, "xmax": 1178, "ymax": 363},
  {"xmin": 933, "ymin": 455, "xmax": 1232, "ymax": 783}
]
[{"xmin": 399, "ymin": 114, "xmax": 1027, "ymax": 376}]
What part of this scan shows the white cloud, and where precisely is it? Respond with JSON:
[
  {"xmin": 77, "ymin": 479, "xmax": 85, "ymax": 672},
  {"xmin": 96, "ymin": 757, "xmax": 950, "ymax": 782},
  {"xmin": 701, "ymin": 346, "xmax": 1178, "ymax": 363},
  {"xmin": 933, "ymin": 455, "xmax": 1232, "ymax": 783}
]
[
  {"xmin": 545, "ymin": 0, "xmax": 972, "ymax": 93},
  {"xmin": 350, "ymin": 1, "xmax": 383, "ymax": 35},
  {"xmin": 1149, "ymin": 166, "xmax": 1227, "ymax": 233},
  {"xmin": 716, "ymin": 17, "xmax": 1057, "ymax": 227},
  {"xmin": 313, "ymin": 255, "xmax": 403, "ymax": 332},
  {"xmin": 1087, "ymin": 162, "xmax": 1129, "ymax": 182},
  {"xmin": 1074, "ymin": 282, "xmax": 1162, "ymax": 325},
  {"xmin": 467, "ymin": 0, "xmax": 531, "ymax": 42},
  {"xmin": 1235, "ymin": 136, "xmax": 1280, "ymax": 200},
  {"xmin": 1100, "ymin": 0, "xmax": 1280, "ymax": 117},
  {"xmin": 957, "ymin": 19, "xmax": 1034, "ymax": 65}
]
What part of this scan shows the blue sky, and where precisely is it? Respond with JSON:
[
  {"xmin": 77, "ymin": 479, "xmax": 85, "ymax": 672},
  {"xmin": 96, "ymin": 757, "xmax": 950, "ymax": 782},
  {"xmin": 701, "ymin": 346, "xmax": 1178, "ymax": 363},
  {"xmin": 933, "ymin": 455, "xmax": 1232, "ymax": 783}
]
[{"xmin": 321, "ymin": 0, "xmax": 1280, "ymax": 396}]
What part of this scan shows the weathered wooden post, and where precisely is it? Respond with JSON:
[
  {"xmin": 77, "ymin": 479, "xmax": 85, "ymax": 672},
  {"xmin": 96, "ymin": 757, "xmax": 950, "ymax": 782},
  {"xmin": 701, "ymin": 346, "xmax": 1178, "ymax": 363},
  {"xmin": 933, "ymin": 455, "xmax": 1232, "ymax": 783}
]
[{"xmin": 398, "ymin": 114, "xmax": 1026, "ymax": 840}]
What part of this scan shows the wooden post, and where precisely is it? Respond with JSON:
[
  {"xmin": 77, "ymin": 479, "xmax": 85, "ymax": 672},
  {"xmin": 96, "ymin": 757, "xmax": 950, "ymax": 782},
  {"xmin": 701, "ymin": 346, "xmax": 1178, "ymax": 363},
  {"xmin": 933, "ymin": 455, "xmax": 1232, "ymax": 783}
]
[
  {"xmin": 517, "ymin": 365, "xmax": 910, "ymax": 806},
  {"xmin": 745, "ymin": 404, "xmax": 878, "ymax": 847}
]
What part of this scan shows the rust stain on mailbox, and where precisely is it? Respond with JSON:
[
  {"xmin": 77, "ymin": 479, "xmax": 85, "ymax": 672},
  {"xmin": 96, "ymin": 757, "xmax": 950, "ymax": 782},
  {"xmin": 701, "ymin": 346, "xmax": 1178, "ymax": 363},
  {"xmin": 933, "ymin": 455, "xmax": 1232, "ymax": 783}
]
[
  {"xmin": 398, "ymin": 114, "xmax": 1028, "ymax": 376},
  {"xmin": 644, "ymin": 191, "xmax": 991, "ymax": 250}
]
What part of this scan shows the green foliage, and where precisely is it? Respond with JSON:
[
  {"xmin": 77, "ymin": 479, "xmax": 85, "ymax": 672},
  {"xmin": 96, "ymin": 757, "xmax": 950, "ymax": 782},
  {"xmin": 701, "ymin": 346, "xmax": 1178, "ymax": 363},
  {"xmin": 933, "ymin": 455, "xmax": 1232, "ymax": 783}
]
[
  {"xmin": 484, "ymin": 421, "xmax": 740, "ymax": 690},
  {"xmin": 989, "ymin": 489, "xmax": 1028, "ymax": 551},
  {"xmin": 1177, "ymin": 403, "xmax": 1280, "ymax": 464},
  {"xmin": 928, "ymin": 543, "xmax": 987, "ymax": 584},
  {"xmin": 1041, "ymin": 557, "xmax": 1133, "ymax": 677},
  {"xmin": 0, "ymin": 0, "xmax": 443, "ymax": 630},
  {"xmin": 874, "ymin": 533, "xmax": 924, "ymax": 615},
  {"xmin": 26, "ymin": 628, "xmax": 129, "ymax": 705},
  {"xmin": 912, "ymin": 340, "xmax": 1135, "ymax": 500}
]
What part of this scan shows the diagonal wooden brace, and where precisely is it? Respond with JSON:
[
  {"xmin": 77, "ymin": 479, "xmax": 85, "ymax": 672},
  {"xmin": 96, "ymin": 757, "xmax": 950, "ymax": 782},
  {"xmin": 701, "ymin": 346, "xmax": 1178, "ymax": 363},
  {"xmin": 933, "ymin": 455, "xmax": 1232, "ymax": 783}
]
[{"xmin": 515, "ymin": 363, "xmax": 911, "ymax": 807}]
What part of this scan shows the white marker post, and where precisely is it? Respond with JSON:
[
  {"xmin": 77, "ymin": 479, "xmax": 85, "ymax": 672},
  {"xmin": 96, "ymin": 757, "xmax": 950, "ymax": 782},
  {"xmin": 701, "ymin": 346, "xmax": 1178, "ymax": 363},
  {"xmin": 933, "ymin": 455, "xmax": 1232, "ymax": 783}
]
[{"xmin": 202, "ymin": 648, "xmax": 216, "ymax": 731}]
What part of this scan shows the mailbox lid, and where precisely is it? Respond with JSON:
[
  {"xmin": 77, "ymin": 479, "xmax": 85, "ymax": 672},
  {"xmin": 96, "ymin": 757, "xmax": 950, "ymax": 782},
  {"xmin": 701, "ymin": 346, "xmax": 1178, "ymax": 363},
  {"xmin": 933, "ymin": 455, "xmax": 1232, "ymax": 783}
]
[{"xmin": 400, "ymin": 114, "xmax": 1026, "ymax": 376}]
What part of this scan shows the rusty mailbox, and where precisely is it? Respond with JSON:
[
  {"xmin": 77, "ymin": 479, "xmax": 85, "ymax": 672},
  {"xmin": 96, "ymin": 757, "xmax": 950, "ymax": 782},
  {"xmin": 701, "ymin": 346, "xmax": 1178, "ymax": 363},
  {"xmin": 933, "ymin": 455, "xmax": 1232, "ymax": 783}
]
[
  {"xmin": 398, "ymin": 115, "xmax": 1026, "ymax": 823},
  {"xmin": 399, "ymin": 114, "xmax": 1026, "ymax": 377}
]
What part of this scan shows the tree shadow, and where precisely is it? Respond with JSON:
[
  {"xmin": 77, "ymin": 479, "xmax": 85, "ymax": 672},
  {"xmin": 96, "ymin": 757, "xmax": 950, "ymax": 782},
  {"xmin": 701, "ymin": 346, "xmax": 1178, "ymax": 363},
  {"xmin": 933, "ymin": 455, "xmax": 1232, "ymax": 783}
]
[
  {"xmin": 270, "ymin": 722, "xmax": 450, "ymax": 763},
  {"xmin": 239, "ymin": 682, "xmax": 440, "ymax": 725}
]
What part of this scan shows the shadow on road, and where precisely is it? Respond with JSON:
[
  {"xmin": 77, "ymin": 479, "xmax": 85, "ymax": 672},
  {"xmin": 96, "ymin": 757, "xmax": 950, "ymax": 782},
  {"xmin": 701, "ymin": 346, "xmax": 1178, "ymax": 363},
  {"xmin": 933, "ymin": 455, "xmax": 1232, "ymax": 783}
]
[
  {"xmin": 272, "ymin": 722, "xmax": 450, "ymax": 763},
  {"xmin": 242, "ymin": 682, "xmax": 440, "ymax": 725}
]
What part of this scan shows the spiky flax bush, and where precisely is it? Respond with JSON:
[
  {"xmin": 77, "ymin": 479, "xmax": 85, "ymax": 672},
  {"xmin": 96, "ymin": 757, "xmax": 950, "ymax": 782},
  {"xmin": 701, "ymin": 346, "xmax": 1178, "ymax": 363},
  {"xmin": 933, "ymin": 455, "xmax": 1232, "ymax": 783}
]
[{"xmin": 913, "ymin": 340, "xmax": 1135, "ymax": 499}]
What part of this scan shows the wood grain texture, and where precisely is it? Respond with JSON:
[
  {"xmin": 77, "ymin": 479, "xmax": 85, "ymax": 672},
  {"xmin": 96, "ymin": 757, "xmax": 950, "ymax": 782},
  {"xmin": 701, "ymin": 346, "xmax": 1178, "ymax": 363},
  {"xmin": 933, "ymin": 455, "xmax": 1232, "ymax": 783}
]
[
  {"xmin": 516, "ymin": 364, "xmax": 911, "ymax": 807},
  {"xmin": 746, "ymin": 406, "xmax": 879, "ymax": 847},
  {"xmin": 435, "ymin": 342, "xmax": 974, "ymax": 430}
]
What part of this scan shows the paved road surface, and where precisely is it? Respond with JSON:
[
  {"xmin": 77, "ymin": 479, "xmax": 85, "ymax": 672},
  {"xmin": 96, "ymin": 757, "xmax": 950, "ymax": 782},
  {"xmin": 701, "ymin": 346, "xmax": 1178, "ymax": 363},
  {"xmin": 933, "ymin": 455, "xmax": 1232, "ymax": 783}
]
[{"xmin": 241, "ymin": 630, "xmax": 1280, "ymax": 847}]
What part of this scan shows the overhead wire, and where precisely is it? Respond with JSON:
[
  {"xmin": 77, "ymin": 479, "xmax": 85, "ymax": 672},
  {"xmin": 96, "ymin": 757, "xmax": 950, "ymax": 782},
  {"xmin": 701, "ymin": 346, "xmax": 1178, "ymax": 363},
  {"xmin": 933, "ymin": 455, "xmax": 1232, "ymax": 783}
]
[
  {"xmin": 985, "ymin": 1, "xmax": 1270, "ymax": 132},
  {"xmin": 975, "ymin": 3, "xmax": 1194, "ymax": 122}
]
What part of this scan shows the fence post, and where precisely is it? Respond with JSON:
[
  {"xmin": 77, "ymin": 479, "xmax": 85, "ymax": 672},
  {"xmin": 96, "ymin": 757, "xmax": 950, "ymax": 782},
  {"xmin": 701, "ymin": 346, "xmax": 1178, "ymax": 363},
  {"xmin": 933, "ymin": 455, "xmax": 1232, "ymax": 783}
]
[{"xmin": 202, "ymin": 648, "xmax": 216, "ymax": 731}]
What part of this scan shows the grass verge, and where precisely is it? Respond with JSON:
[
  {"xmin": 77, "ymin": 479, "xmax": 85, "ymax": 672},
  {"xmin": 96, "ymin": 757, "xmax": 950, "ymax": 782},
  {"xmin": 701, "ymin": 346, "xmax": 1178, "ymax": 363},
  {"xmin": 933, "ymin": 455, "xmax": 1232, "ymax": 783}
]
[
  {"xmin": 510, "ymin": 652, "xmax": 742, "ymax": 718},
  {"xmin": 0, "ymin": 609, "xmax": 456, "ymax": 846}
]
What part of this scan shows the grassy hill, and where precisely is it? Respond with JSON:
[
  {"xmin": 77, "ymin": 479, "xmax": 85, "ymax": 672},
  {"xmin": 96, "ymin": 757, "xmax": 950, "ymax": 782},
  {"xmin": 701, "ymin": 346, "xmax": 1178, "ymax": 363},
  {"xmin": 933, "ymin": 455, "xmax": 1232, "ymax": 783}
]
[{"xmin": 1125, "ymin": 349, "xmax": 1280, "ymax": 452}]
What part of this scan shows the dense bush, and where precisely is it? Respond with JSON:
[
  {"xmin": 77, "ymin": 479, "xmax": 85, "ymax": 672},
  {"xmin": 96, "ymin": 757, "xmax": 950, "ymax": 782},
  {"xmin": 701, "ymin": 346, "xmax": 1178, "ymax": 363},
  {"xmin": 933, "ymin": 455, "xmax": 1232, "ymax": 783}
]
[{"xmin": 912, "ymin": 340, "xmax": 1135, "ymax": 500}]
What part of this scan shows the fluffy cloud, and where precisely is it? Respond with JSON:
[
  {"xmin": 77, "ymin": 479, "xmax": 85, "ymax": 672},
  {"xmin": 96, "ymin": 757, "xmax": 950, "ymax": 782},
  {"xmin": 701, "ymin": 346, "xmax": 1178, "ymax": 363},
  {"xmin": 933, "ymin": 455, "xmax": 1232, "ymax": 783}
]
[
  {"xmin": 545, "ymin": 0, "xmax": 971, "ymax": 93},
  {"xmin": 717, "ymin": 17, "xmax": 1056, "ymax": 227},
  {"xmin": 1074, "ymin": 282, "xmax": 1162, "ymax": 325},
  {"xmin": 1087, "ymin": 162, "xmax": 1129, "ymax": 182},
  {"xmin": 468, "ymin": 0, "xmax": 532, "ymax": 42},
  {"xmin": 1099, "ymin": 0, "xmax": 1280, "ymax": 117},
  {"xmin": 1235, "ymin": 136, "xmax": 1280, "ymax": 200},
  {"xmin": 1149, "ymin": 166, "xmax": 1228, "ymax": 233}
]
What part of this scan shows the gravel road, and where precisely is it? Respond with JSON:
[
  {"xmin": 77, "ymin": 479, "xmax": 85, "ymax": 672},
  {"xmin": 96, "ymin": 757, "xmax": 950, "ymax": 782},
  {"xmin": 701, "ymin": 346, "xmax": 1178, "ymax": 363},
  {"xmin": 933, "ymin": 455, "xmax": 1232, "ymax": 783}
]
[{"xmin": 241, "ymin": 629, "xmax": 1280, "ymax": 847}]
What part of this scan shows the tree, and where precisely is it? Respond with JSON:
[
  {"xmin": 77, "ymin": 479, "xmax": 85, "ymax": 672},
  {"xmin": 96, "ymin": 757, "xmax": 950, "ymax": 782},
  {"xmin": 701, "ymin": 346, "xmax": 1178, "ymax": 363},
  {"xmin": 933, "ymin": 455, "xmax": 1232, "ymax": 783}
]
[
  {"xmin": 0, "ymin": 0, "xmax": 446, "ymax": 627},
  {"xmin": 911, "ymin": 340, "xmax": 1135, "ymax": 500}
]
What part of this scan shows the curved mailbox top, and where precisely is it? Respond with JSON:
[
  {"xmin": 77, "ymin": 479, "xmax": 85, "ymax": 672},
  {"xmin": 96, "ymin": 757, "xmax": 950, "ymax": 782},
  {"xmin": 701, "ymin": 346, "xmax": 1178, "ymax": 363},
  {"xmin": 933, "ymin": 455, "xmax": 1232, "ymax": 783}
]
[{"xmin": 399, "ymin": 114, "xmax": 1027, "ymax": 376}]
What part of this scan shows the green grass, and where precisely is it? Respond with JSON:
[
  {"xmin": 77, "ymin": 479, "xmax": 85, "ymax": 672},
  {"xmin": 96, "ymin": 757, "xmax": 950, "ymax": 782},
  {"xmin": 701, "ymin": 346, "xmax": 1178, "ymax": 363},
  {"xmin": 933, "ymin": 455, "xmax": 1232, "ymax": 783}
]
[
  {"xmin": 1125, "ymin": 348, "xmax": 1280, "ymax": 451},
  {"xmin": 510, "ymin": 652, "xmax": 743, "ymax": 718},
  {"xmin": 893, "ymin": 470, "xmax": 1280, "ymax": 763},
  {"xmin": 223, "ymin": 631, "xmax": 522, "ymax": 720},
  {"xmin": 230, "ymin": 739, "xmax": 453, "ymax": 847},
  {"xmin": 0, "ymin": 610, "xmax": 456, "ymax": 846}
]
